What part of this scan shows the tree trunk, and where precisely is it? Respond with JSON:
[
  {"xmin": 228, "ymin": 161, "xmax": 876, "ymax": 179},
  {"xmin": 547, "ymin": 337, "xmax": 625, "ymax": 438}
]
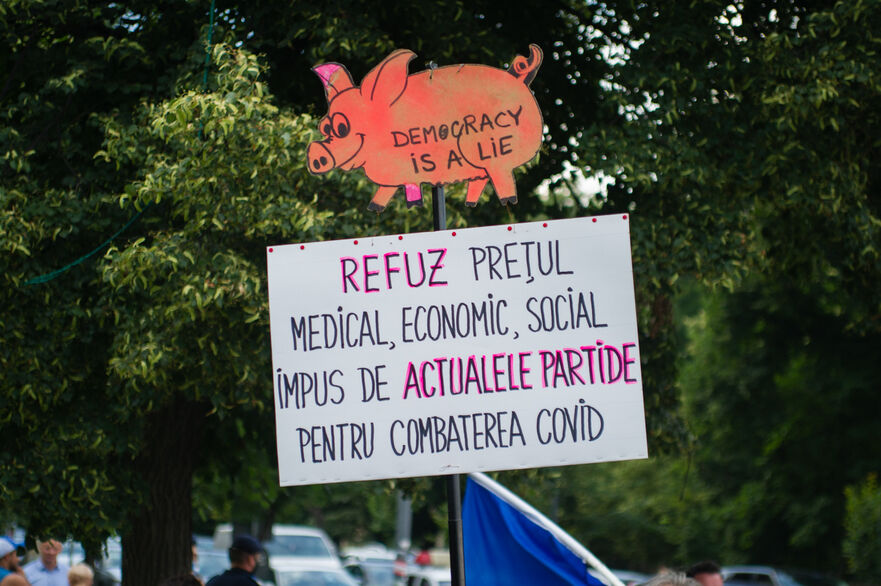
[{"xmin": 122, "ymin": 398, "xmax": 204, "ymax": 586}]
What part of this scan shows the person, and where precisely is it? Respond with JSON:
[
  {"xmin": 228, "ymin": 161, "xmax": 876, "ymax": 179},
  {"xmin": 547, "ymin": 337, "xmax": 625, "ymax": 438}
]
[
  {"xmin": 686, "ymin": 561, "xmax": 724, "ymax": 586},
  {"xmin": 67, "ymin": 563, "xmax": 93, "ymax": 586},
  {"xmin": 643, "ymin": 571, "xmax": 701, "ymax": 586},
  {"xmin": 23, "ymin": 539, "xmax": 68, "ymax": 586},
  {"xmin": 205, "ymin": 535, "xmax": 263, "ymax": 586},
  {"xmin": 0, "ymin": 537, "xmax": 29, "ymax": 586},
  {"xmin": 414, "ymin": 543, "xmax": 431, "ymax": 566},
  {"xmin": 191, "ymin": 538, "xmax": 202, "ymax": 583},
  {"xmin": 393, "ymin": 552, "xmax": 407, "ymax": 579}
]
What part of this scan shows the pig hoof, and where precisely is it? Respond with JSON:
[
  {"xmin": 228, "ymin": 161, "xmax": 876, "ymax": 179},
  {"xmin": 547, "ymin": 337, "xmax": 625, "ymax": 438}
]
[
  {"xmin": 464, "ymin": 201, "xmax": 478, "ymax": 207},
  {"xmin": 367, "ymin": 202, "xmax": 385, "ymax": 213},
  {"xmin": 406, "ymin": 200, "xmax": 424, "ymax": 209},
  {"xmin": 500, "ymin": 196, "xmax": 518, "ymax": 206}
]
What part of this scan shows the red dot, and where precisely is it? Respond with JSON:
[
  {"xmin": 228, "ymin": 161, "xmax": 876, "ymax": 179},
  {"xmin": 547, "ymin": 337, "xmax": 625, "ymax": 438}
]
[
  {"xmin": 354, "ymin": 240, "xmax": 359, "ymax": 245},
  {"xmin": 451, "ymin": 232, "xmax": 457, "ymax": 236},
  {"xmin": 398, "ymin": 235, "xmax": 403, "ymax": 240},
  {"xmin": 542, "ymin": 223, "xmax": 548, "ymax": 227},
  {"xmin": 268, "ymin": 247, "xmax": 274, "ymax": 252},
  {"xmin": 592, "ymin": 218, "xmax": 597, "ymax": 223},
  {"xmin": 300, "ymin": 245, "xmax": 305, "ymax": 250},
  {"xmin": 507, "ymin": 226, "xmax": 513, "ymax": 231},
  {"xmin": 622, "ymin": 215, "xmax": 628, "ymax": 220}
]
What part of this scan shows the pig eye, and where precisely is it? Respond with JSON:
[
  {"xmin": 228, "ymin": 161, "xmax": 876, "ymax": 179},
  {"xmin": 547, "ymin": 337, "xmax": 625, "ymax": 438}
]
[
  {"xmin": 330, "ymin": 113, "xmax": 350, "ymax": 138},
  {"xmin": 320, "ymin": 120, "xmax": 332, "ymax": 137}
]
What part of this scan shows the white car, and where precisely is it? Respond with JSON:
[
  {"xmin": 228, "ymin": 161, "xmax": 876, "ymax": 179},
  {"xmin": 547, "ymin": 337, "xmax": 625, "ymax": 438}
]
[
  {"xmin": 721, "ymin": 565, "xmax": 847, "ymax": 586},
  {"xmin": 341, "ymin": 543, "xmax": 395, "ymax": 563},
  {"xmin": 264, "ymin": 525, "xmax": 342, "ymax": 570},
  {"xmin": 589, "ymin": 568, "xmax": 651, "ymax": 586},
  {"xmin": 405, "ymin": 567, "xmax": 451, "ymax": 586},
  {"xmin": 273, "ymin": 563, "xmax": 358, "ymax": 586}
]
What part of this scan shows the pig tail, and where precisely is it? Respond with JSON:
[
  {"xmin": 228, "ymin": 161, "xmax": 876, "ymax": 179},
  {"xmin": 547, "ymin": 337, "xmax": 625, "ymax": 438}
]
[{"xmin": 509, "ymin": 44, "xmax": 543, "ymax": 86}]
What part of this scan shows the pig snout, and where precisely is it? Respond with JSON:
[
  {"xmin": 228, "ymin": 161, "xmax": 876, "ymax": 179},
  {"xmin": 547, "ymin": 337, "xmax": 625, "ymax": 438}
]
[{"xmin": 307, "ymin": 141, "xmax": 336, "ymax": 174}]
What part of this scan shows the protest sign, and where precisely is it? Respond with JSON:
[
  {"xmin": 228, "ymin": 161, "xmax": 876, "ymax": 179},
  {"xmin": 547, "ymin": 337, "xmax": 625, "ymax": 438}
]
[
  {"xmin": 267, "ymin": 214, "xmax": 647, "ymax": 486},
  {"xmin": 307, "ymin": 45, "xmax": 544, "ymax": 212}
]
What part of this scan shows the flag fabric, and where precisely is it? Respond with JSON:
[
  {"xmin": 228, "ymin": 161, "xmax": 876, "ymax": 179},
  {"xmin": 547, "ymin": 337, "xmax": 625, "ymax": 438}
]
[{"xmin": 463, "ymin": 473, "xmax": 607, "ymax": 585}]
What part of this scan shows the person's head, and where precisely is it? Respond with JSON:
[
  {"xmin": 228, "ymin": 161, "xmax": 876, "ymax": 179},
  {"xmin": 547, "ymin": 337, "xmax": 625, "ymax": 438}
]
[
  {"xmin": 644, "ymin": 572, "xmax": 701, "ymax": 586},
  {"xmin": 68, "ymin": 563, "xmax": 94, "ymax": 586},
  {"xmin": 228, "ymin": 535, "xmax": 262, "ymax": 573},
  {"xmin": 686, "ymin": 561, "xmax": 724, "ymax": 586},
  {"xmin": 0, "ymin": 537, "xmax": 23, "ymax": 570},
  {"xmin": 35, "ymin": 538, "xmax": 63, "ymax": 567}
]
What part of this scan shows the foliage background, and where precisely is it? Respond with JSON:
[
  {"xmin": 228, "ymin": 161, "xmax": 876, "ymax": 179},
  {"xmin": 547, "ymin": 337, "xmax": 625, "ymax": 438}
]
[{"xmin": 2, "ymin": 0, "xmax": 879, "ymax": 583}]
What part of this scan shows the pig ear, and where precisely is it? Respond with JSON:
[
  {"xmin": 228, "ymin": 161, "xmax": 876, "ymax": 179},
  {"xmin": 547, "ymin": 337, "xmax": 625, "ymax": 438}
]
[
  {"xmin": 360, "ymin": 49, "xmax": 415, "ymax": 106},
  {"xmin": 313, "ymin": 63, "xmax": 355, "ymax": 102}
]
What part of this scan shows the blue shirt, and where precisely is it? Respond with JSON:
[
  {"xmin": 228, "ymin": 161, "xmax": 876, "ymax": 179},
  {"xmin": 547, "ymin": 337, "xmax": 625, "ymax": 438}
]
[{"xmin": 23, "ymin": 560, "xmax": 69, "ymax": 586}]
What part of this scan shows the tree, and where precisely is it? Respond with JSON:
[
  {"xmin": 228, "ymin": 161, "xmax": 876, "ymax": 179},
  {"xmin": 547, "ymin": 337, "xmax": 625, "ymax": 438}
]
[
  {"xmin": 677, "ymin": 279, "xmax": 881, "ymax": 569},
  {"xmin": 587, "ymin": 0, "xmax": 880, "ymax": 322},
  {"xmin": 7, "ymin": 0, "xmax": 878, "ymax": 580},
  {"xmin": 1, "ymin": 0, "xmax": 208, "ymax": 562},
  {"xmin": 843, "ymin": 474, "xmax": 881, "ymax": 584},
  {"xmin": 472, "ymin": 2, "xmax": 881, "ymax": 573},
  {"xmin": 1, "ymin": 1, "xmax": 615, "ymax": 582}
]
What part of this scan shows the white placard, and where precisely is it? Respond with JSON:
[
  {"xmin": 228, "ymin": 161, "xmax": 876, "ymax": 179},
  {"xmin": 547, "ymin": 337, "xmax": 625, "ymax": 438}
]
[{"xmin": 267, "ymin": 214, "xmax": 647, "ymax": 486}]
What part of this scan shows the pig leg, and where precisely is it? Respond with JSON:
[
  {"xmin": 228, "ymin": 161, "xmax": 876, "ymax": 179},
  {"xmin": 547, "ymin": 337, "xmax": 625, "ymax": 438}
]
[
  {"xmin": 486, "ymin": 169, "xmax": 518, "ymax": 205},
  {"xmin": 367, "ymin": 185, "xmax": 399, "ymax": 213},
  {"xmin": 405, "ymin": 183, "xmax": 424, "ymax": 208},
  {"xmin": 464, "ymin": 177, "xmax": 489, "ymax": 207}
]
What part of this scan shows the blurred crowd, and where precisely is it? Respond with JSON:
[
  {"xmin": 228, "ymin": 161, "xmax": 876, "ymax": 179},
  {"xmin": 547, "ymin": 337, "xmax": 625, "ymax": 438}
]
[
  {"xmin": 2, "ymin": 529, "xmax": 729, "ymax": 586},
  {"xmin": 1, "ymin": 537, "xmax": 95, "ymax": 586}
]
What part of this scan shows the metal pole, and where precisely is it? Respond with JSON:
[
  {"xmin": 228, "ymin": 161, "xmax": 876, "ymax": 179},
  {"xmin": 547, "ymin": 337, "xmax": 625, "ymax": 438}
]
[
  {"xmin": 431, "ymin": 184, "xmax": 446, "ymax": 231},
  {"xmin": 395, "ymin": 491, "xmax": 413, "ymax": 552},
  {"xmin": 431, "ymin": 183, "xmax": 465, "ymax": 586},
  {"xmin": 446, "ymin": 474, "xmax": 466, "ymax": 586}
]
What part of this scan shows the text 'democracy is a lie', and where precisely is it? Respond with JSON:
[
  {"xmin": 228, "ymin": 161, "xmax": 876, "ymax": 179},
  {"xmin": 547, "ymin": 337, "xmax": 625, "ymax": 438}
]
[{"xmin": 266, "ymin": 215, "xmax": 648, "ymax": 486}]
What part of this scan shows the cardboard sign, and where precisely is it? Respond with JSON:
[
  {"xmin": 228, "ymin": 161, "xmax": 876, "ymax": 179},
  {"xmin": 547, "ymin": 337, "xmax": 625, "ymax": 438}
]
[
  {"xmin": 307, "ymin": 46, "xmax": 544, "ymax": 212},
  {"xmin": 267, "ymin": 215, "xmax": 648, "ymax": 486}
]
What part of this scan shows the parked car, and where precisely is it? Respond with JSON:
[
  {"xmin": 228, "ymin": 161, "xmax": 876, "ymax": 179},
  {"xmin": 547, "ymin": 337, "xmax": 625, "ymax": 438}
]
[
  {"xmin": 343, "ymin": 558, "xmax": 398, "ymax": 586},
  {"xmin": 404, "ymin": 567, "xmax": 451, "ymax": 586},
  {"xmin": 273, "ymin": 563, "xmax": 359, "ymax": 586},
  {"xmin": 341, "ymin": 544, "xmax": 397, "ymax": 586},
  {"xmin": 589, "ymin": 568, "xmax": 652, "ymax": 586},
  {"xmin": 722, "ymin": 565, "xmax": 847, "ymax": 586},
  {"xmin": 196, "ymin": 548, "xmax": 231, "ymax": 582},
  {"xmin": 264, "ymin": 525, "xmax": 342, "ymax": 570},
  {"xmin": 341, "ymin": 543, "xmax": 395, "ymax": 563},
  {"xmin": 101, "ymin": 537, "xmax": 122, "ymax": 582}
]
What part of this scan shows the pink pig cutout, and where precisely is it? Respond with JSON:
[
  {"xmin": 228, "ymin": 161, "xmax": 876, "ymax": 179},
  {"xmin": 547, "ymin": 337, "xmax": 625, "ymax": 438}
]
[{"xmin": 307, "ymin": 45, "xmax": 544, "ymax": 213}]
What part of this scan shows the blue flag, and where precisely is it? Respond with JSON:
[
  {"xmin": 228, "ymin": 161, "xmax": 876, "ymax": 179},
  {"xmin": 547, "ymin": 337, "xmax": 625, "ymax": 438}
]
[{"xmin": 463, "ymin": 474, "xmax": 605, "ymax": 585}]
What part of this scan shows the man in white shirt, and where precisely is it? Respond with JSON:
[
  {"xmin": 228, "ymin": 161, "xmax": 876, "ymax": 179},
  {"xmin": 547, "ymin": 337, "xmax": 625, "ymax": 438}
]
[{"xmin": 23, "ymin": 539, "xmax": 68, "ymax": 586}]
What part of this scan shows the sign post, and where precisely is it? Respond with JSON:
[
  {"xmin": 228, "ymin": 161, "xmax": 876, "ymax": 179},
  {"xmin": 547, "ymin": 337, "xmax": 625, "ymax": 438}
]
[
  {"xmin": 268, "ymin": 47, "xmax": 648, "ymax": 586},
  {"xmin": 447, "ymin": 472, "xmax": 465, "ymax": 585},
  {"xmin": 267, "ymin": 213, "xmax": 646, "ymax": 582}
]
